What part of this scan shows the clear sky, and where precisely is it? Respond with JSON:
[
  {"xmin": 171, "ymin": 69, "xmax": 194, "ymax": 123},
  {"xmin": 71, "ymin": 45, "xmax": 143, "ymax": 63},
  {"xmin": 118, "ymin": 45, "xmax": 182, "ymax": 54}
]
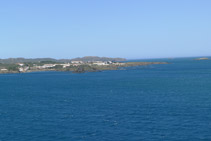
[{"xmin": 0, "ymin": 0, "xmax": 210, "ymax": 59}]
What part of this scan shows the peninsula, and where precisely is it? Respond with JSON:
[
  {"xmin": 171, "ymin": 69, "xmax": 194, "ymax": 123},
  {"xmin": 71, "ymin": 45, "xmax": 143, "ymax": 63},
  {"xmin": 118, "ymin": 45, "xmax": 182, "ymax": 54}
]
[
  {"xmin": 0, "ymin": 56, "xmax": 168, "ymax": 74},
  {"xmin": 194, "ymin": 57, "xmax": 209, "ymax": 60}
]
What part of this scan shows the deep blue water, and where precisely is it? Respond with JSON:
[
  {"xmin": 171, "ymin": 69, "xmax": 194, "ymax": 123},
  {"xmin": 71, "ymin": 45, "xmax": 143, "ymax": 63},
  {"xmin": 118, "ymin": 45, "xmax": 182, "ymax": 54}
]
[{"xmin": 1, "ymin": 58, "xmax": 211, "ymax": 141}]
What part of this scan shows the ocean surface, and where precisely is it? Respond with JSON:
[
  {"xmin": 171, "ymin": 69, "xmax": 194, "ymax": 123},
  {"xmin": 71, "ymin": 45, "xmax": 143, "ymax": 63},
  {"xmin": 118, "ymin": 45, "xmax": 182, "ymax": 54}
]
[{"xmin": 0, "ymin": 58, "xmax": 211, "ymax": 141}]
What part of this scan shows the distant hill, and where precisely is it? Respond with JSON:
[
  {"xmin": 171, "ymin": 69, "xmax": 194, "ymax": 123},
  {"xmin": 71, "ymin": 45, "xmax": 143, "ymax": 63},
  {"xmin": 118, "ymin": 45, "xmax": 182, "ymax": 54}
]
[
  {"xmin": 70, "ymin": 56, "xmax": 126, "ymax": 62},
  {"xmin": 0, "ymin": 58, "xmax": 57, "ymax": 64},
  {"xmin": 0, "ymin": 56, "xmax": 126, "ymax": 64}
]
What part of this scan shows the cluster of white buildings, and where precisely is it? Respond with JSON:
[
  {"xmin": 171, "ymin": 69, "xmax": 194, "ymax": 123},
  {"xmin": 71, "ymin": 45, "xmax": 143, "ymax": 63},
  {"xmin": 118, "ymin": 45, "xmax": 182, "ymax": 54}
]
[
  {"xmin": 35, "ymin": 64, "xmax": 56, "ymax": 69},
  {"xmin": 88, "ymin": 61, "xmax": 124, "ymax": 66},
  {"xmin": 0, "ymin": 61, "xmax": 125, "ymax": 73},
  {"xmin": 33, "ymin": 61, "xmax": 124, "ymax": 69}
]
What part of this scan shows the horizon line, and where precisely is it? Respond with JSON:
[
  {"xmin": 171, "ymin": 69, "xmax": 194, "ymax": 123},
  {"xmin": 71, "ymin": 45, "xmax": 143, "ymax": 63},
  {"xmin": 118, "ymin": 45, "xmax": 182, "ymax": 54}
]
[{"xmin": 0, "ymin": 55, "xmax": 210, "ymax": 60}]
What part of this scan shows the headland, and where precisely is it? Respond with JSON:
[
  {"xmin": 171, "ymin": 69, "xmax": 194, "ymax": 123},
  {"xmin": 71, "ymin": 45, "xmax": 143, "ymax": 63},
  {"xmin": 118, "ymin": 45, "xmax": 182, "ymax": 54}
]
[{"xmin": 0, "ymin": 56, "xmax": 168, "ymax": 74}]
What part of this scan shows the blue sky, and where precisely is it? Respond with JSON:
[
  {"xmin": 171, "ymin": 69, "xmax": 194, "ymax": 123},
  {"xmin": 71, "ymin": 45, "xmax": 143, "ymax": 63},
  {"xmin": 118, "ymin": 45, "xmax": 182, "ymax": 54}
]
[{"xmin": 0, "ymin": 0, "xmax": 210, "ymax": 59}]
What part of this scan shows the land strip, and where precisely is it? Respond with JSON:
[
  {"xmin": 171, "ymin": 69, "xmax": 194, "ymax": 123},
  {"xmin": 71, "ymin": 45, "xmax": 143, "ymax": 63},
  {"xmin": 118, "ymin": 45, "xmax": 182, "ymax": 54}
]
[{"xmin": 0, "ymin": 61, "xmax": 168, "ymax": 74}]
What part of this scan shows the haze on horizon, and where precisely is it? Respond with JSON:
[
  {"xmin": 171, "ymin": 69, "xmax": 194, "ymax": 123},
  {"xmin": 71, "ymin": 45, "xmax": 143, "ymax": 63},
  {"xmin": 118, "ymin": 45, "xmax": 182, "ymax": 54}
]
[{"xmin": 0, "ymin": 0, "xmax": 210, "ymax": 59}]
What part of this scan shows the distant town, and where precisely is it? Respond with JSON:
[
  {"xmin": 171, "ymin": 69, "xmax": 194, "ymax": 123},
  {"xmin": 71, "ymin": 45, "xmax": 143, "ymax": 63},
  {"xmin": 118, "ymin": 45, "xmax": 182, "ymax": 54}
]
[
  {"xmin": 0, "ymin": 61, "xmax": 124, "ymax": 73},
  {"xmin": 0, "ymin": 56, "xmax": 168, "ymax": 74}
]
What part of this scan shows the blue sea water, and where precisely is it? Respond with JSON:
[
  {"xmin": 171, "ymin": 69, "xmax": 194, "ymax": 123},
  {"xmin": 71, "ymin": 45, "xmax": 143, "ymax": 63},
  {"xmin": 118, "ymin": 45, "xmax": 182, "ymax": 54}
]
[{"xmin": 0, "ymin": 58, "xmax": 211, "ymax": 141}]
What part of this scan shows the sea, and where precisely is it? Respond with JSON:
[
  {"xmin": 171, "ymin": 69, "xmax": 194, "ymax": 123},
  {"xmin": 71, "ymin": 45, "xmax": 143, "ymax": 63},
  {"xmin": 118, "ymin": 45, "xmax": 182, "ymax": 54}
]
[{"xmin": 0, "ymin": 58, "xmax": 211, "ymax": 141}]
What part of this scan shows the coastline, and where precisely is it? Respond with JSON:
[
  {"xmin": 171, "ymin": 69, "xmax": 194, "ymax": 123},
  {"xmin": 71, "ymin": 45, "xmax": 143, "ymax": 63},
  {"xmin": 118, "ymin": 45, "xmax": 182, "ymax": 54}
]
[{"xmin": 0, "ymin": 62, "xmax": 168, "ymax": 74}]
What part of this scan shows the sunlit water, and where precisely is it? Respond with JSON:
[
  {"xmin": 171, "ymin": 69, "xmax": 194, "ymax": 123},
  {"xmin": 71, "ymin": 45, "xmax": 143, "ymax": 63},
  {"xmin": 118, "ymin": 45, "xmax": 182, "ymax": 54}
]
[{"xmin": 0, "ymin": 58, "xmax": 211, "ymax": 141}]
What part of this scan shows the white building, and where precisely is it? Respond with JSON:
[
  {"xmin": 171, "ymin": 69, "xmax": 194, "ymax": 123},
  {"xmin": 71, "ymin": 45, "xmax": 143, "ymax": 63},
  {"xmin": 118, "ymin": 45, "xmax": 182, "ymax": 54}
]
[
  {"xmin": 42, "ymin": 64, "xmax": 56, "ymax": 68},
  {"xmin": 18, "ymin": 63, "xmax": 24, "ymax": 67},
  {"xmin": 19, "ymin": 67, "xmax": 29, "ymax": 72},
  {"xmin": 1, "ymin": 68, "xmax": 8, "ymax": 71},
  {"xmin": 61, "ymin": 63, "xmax": 71, "ymax": 68},
  {"xmin": 93, "ymin": 61, "xmax": 108, "ymax": 66},
  {"xmin": 71, "ymin": 61, "xmax": 83, "ymax": 64}
]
